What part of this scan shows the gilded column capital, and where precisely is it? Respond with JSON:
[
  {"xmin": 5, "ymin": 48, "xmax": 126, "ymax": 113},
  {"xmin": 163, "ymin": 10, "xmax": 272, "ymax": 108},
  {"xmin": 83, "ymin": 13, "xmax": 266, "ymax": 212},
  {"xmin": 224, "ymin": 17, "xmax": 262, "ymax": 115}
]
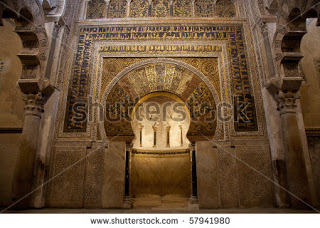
[{"xmin": 23, "ymin": 92, "xmax": 44, "ymax": 117}]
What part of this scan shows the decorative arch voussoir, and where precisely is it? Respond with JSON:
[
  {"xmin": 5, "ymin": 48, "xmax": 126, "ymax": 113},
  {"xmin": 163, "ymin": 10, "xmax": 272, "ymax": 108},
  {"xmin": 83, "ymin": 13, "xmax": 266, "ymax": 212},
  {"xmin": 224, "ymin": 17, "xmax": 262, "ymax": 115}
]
[
  {"xmin": 272, "ymin": 0, "xmax": 320, "ymax": 79},
  {"xmin": 0, "ymin": 0, "xmax": 49, "ymax": 94}
]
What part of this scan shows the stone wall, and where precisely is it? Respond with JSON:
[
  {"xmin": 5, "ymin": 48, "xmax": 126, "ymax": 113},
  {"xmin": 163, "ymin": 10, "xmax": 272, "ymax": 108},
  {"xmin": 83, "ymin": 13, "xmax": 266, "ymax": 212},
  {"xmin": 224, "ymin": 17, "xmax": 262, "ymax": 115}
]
[
  {"xmin": 45, "ymin": 139, "xmax": 275, "ymax": 209},
  {"xmin": 0, "ymin": 20, "xmax": 24, "ymax": 207},
  {"xmin": 307, "ymin": 135, "xmax": 320, "ymax": 200},
  {"xmin": 300, "ymin": 18, "xmax": 320, "ymax": 202},
  {"xmin": 46, "ymin": 141, "xmax": 126, "ymax": 209},
  {"xmin": 300, "ymin": 19, "xmax": 320, "ymax": 129},
  {"xmin": 45, "ymin": 1, "xmax": 273, "ymax": 209},
  {"xmin": 0, "ymin": 20, "xmax": 24, "ymax": 127},
  {"xmin": 0, "ymin": 133, "xmax": 21, "ymax": 206},
  {"xmin": 196, "ymin": 139, "xmax": 275, "ymax": 209}
]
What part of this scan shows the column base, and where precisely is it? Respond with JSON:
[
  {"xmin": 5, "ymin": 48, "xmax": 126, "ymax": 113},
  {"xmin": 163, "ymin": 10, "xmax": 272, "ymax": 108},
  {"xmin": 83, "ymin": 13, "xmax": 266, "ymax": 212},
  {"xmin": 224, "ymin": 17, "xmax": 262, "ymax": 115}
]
[
  {"xmin": 188, "ymin": 196, "xmax": 199, "ymax": 210},
  {"xmin": 122, "ymin": 196, "xmax": 132, "ymax": 209}
]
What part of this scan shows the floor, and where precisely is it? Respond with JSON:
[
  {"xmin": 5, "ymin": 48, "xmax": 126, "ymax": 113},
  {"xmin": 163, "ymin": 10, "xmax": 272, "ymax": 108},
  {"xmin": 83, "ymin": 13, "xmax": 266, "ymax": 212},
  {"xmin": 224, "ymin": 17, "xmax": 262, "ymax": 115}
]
[
  {"xmin": 1, "ymin": 196, "xmax": 318, "ymax": 214},
  {"xmin": 2, "ymin": 207, "xmax": 318, "ymax": 214},
  {"xmin": 132, "ymin": 195, "xmax": 189, "ymax": 209}
]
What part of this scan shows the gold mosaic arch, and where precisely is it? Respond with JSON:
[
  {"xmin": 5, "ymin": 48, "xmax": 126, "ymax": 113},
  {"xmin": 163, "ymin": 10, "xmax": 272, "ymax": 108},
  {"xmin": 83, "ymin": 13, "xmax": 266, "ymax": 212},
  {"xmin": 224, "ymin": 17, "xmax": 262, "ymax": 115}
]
[
  {"xmin": 101, "ymin": 59, "xmax": 220, "ymax": 138},
  {"xmin": 102, "ymin": 58, "xmax": 221, "ymax": 107}
]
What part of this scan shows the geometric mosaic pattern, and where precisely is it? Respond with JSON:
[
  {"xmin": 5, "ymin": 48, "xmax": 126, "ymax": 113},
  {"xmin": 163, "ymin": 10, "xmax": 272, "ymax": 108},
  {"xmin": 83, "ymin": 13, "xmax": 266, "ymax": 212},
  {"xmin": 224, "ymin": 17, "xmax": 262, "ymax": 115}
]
[
  {"xmin": 108, "ymin": 0, "xmax": 127, "ymax": 18},
  {"xmin": 86, "ymin": 0, "xmax": 237, "ymax": 18},
  {"xmin": 86, "ymin": 0, "xmax": 107, "ymax": 19},
  {"xmin": 130, "ymin": 0, "xmax": 149, "ymax": 17},
  {"xmin": 216, "ymin": 0, "xmax": 236, "ymax": 18},
  {"xmin": 173, "ymin": 0, "xmax": 192, "ymax": 17},
  {"xmin": 151, "ymin": 0, "xmax": 170, "ymax": 17},
  {"xmin": 64, "ymin": 24, "xmax": 257, "ymax": 133},
  {"xmin": 194, "ymin": 0, "xmax": 215, "ymax": 17}
]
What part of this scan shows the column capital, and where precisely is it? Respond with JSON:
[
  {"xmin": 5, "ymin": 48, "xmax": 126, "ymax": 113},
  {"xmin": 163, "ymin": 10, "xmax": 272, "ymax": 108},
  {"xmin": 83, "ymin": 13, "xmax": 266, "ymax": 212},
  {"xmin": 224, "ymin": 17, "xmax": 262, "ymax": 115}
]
[
  {"xmin": 260, "ymin": 21, "xmax": 268, "ymax": 33},
  {"xmin": 191, "ymin": 141, "xmax": 196, "ymax": 151},
  {"xmin": 23, "ymin": 92, "xmax": 44, "ymax": 117},
  {"xmin": 276, "ymin": 90, "xmax": 300, "ymax": 114}
]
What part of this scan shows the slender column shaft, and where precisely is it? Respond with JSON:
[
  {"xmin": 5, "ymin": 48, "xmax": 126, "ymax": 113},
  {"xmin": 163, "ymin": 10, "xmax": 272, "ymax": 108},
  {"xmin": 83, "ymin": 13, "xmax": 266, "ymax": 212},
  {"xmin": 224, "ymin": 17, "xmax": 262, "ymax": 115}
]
[
  {"xmin": 260, "ymin": 22, "xmax": 276, "ymax": 78},
  {"xmin": 189, "ymin": 142, "xmax": 198, "ymax": 205},
  {"xmin": 12, "ymin": 93, "xmax": 44, "ymax": 208},
  {"xmin": 277, "ymin": 91, "xmax": 310, "ymax": 208},
  {"xmin": 123, "ymin": 143, "xmax": 132, "ymax": 208}
]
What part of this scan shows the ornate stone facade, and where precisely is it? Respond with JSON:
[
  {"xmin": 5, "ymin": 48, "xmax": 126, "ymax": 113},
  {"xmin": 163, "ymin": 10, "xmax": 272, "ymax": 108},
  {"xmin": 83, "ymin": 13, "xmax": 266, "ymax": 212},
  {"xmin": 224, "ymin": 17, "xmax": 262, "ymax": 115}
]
[
  {"xmin": 0, "ymin": 0, "xmax": 320, "ymax": 212},
  {"xmin": 62, "ymin": 24, "xmax": 259, "ymax": 136}
]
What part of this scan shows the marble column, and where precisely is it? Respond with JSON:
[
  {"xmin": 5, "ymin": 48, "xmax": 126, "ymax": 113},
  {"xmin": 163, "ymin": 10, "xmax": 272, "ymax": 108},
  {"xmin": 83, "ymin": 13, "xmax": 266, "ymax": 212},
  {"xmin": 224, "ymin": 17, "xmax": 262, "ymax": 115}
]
[
  {"xmin": 191, "ymin": 0, "xmax": 195, "ymax": 17},
  {"xmin": 148, "ymin": 0, "xmax": 152, "ymax": 17},
  {"xmin": 123, "ymin": 142, "xmax": 132, "ymax": 208},
  {"xmin": 169, "ymin": 0, "xmax": 173, "ymax": 17},
  {"xmin": 11, "ymin": 93, "xmax": 44, "ymax": 208},
  {"xmin": 263, "ymin": 84, "xmax": 289, "ymax": 208},
  {"xmin": 139, "ymin": 125, "xmax": 143, "ymax": 147},
  {"xmin": 276, "ymin": 90, "xmax": 311, "ymax": 208},
  {"xmin": 166, "ymin": 126, "xmax": 171, "ymax": 148},
  {"xmin": 126, "ymin": 0, "xmax": 131, "ymax": 18},
  {"xmin": 260, "ymin": 22, "xmax": 276, "ymax": 78},
  {"xmin": 105, "ymin": 0, "xmax": 111, "ymax": 19},
  {"xmin": 189, "ymin": 142, "xmax": 198, "ymax": 207},
  {"xmin": 153, "ymin": 125, "xmax": 157, "ymax": 148}
]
